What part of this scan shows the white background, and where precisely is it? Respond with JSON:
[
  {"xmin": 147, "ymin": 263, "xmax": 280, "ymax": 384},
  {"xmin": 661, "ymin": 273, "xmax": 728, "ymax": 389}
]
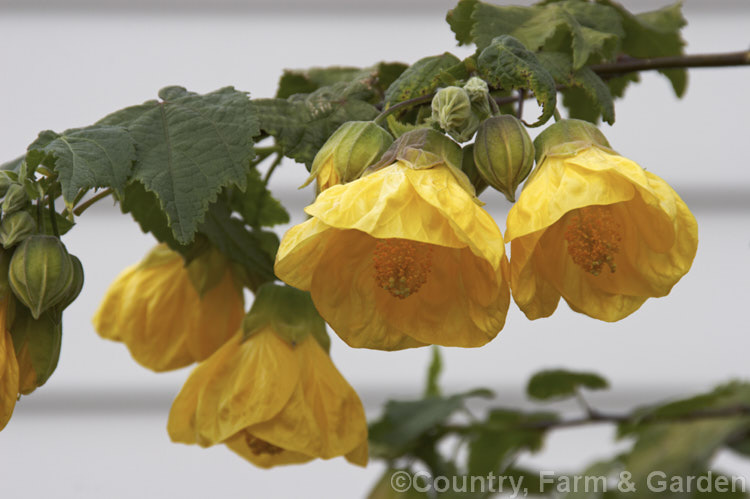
[{"xmin": 0, "ymin": 1, "xmax": 749, "ymax": 497}]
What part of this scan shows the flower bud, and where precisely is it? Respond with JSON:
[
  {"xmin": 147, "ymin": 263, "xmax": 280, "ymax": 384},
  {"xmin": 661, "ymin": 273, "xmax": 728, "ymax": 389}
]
[
  {"xmin": 0, "ymin": 174, "xmax": 13, "ymax": 198},
  {"xmin": 10, "ymin": 305, "xmax": 62, "ymax": 390},
  {"xmin": 302, "ymin": 121, "xmax": 393, "ymax": 192},
  {"xmin": 533, "ymin": 118, "xmax": 611, "ymax": 164},
  {"xmin": 8, "ymin": 235, "xmax": 75, "ymax": 319},
  {"xmin": 473, "ymin": 115, "xmax": 535, "ymax": 202},
  {"xmin": 0, "ymin": 211, "xmax": 36, "ymax": 248},
  {"xmin": 463, "ymin": 76, "xmax": 491, "ymax": 117},
  {"xmin": 431, "ymin": 86, "xmax": 479, "ymax": 142},
  {"xmin": 2, "ymin": 184, "xmax": 29, "ymax": 215},
  {"xmin": 461, "ymin": 144, "xmax": 489, "ymax": 196},
  {"xmin": 51, "ymin": 254, "xmax": 84, "ymax": 318}
]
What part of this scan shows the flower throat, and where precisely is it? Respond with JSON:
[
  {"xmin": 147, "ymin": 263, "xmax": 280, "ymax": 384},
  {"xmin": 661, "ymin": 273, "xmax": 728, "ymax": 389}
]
[
  {"xmin": 564, "ymin": 205, "xmax": 622, "ymax": 276},
  {"xmin": 244, "ymin": 432, "xmax": 283, "ymax": 456},
  {"xmin": 373, "ymin": 238, "xmax": 433, "ymax": 299}
]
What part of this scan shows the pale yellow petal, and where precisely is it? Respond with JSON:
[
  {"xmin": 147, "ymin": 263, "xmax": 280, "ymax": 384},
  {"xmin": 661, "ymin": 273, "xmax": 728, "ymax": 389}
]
[
  {"xmin": 0, "ymin": 298, "xmax": 19, "ymax": 431},
  {"xmin": 167, "ymin": 329, "xmax": 300, "ymax": 446}
]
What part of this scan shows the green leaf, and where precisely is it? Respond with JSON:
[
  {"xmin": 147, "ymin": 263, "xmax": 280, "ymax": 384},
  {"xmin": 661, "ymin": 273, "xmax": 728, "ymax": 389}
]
[
  {"xmin": 538, "ymin": 52, "xmax": 615, "ymax": 124},
  {"xmin": 619, "ymin": 383, "xmax": 750, "ymax": 495},
  {"xmin": 27, "ymin": 126, "xmax": 136, "ymax": 205},
  {"xmin": 599, "ymin": 1, "xmax": 687, "ymax": 97},
  {"xmin": 471, "ymin": 1, "xmax": 624, "ymax": 68},
  {"xmin": 368, "ymin": 389, "xmax": 493, "ymax": 460},
  {"xmin": 476, "ymin": 35, "xmax": 557, "ymax": 126},
  {"xmin": 97, "ymin": 86, "xmax": 258, "ymax": 244},
  {"xmin": 424, "ymin": 346, "xmax": 443, "ymax": 398},
  {"xmin": 254, "ymin": 81, "xmax": 379, "ymax": 167},
  {"xmin": 197, "ymin": 199, "xmax": 277, "ymax": 290},
  {"xmin": 276, "ymin": 62, "xmax": 408, "ymax": 101},
  {"xmin": 231, "ymin": 168, "xmax": 289, "ymax": 228},
  {"xmin": 527, "ymin": 369, "xmax": 609, "ymax": 401},
  {"xmin": 0, "ymin": 155, "xmax": 25, "ymax": 172},
  {"xmin": 384, "ymin": 53, "xmax": 461, "ymax": 107},
  {"xmin": 468, "ymin": 409, "xmax": 556, "ymax": 476},
  {"xmin": 446, "ymin": 0, "xmax": 479, "ymax": 46},
  {"xmin": 120, "ymin": 180, "xmax": 191, "ymax": 254}
]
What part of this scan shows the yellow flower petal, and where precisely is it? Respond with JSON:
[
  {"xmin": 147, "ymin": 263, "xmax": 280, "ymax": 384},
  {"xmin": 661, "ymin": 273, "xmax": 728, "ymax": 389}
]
[
  {"xmin": 276, "ymin": 161, "xmax": 510, "ymax": 350},
  {"xmin": 168, "ymin": 328, "xmax": 300, "ymax": 446},
  {"xmin": 0, "ymin": 297, "xmax": 19, "ymax": 431},
  {"xmin": 506, "ymin": 146, "xmax": 698, "ymax": 322},
  {"xmin": 93, "ymin": 246, "xmax": 243, "ymax": 372}
]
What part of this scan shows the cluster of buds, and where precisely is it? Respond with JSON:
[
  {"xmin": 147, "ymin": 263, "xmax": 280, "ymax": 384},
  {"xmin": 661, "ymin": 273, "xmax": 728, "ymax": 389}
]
[{"xmin": 0, "ymin": 169, "xmax": 83, "ymax": 398}]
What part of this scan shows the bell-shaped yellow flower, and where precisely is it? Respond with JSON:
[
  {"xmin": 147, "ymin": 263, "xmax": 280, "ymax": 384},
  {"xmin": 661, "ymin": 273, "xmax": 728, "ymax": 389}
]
[
  {"xmin": 275, "ymin": 154, "xmax": 510, "ymax": 351},
  {"xmin": 167, "ymin": 326, "xmax": 368, "ymax": 468},
  {"xmin": 92, "ymin": 245, "xmax": 244, "ymax": 372},
  {"xmin": 506, "ymin": 122, "xmax": 698, "ymax": 321},
  {"xmin": 0, "ymin": 295, "xmax": 19, "ymax": 431}
]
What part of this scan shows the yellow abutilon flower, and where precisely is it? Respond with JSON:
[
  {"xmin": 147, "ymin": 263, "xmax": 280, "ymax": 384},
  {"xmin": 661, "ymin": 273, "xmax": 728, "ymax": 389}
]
[
  {"xmin": 275, "ymin": 130, "xmax": 510, "ymax": 350},
  {"xmin": 92, "ymin": 244, "xmax": 244, "ymax": 372},
  {"xmin": 0, "ymin": 295, "xmax": 19, "ymax": 431},
  {"xmin": 505, "ymin": 120, "xmax": 698, "ymax": 322},
  {"xmin": 168, "ymin": 284, "xmax": 368, "ymax": 468}
]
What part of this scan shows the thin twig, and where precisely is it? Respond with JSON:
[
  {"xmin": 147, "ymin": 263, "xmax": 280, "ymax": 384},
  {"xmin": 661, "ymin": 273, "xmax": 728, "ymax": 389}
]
[{"xmin": 73, "ymin": 188, "xmax": 113, "ymax": 216}]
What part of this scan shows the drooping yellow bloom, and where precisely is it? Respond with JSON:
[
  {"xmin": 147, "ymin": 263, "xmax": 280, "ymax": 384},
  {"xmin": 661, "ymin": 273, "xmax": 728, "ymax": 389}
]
[
  {"xmin": 92, "ymin": 245, "xmax": 244, "ymax": 372},
  {"xmin": 506, "ymin": 142, "xmax": 698, "ymax": 322},
  {"xmin": 167, "ymin": 328, "xmax": 368, "ymax": 468},
  {"xmin": 275, "ymin": 159, "xmax": 510, "ymax": 350},
  {"xmin": 0, "ymin": 295, "xmax": 19, "ymax": 431}
]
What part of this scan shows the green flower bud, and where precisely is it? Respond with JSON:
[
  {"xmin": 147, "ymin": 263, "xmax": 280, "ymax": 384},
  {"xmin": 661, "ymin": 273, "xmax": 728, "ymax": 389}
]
[
  {"xmin": 461, "ymin": 144, "xmax": 489, "ymax": 196},
  {"xmin": 302, "ymin": 121, "xmax": 393, "ymax": 192},
  {"xmin": 473, "ymin": 115, "xmax": 535, "ymax": 202},
  {"xmin": 51, "ymin": 254, "xmax": 84, "ymax": 318},
  {"xmin": 533, "ymin": 118, "xmax": 611, "ymax": 164},
  {"xmin": 463, "ymin": 76, "xmax": 491, "ymax": 117},
  {"xmin": 0, "ymin": 173, "xmax": 13, "ymax": 198},
  {"xmin": 8, "ymin": 235, "xmax": 75, "ymax": 319},
  {"xmin": 2, "ymin": 183, "xmax": 29, "ymax": 215},
  {"xmin": 431, "ymin": 86, "xmax": 479, "ymax": 142},
  {"xmin": 10, "ymin": 305, "xmax": 62, "ymax": 391},
  {"xmin": 0, "ymin": 211, "xmax": 36, "ymax": 248}
]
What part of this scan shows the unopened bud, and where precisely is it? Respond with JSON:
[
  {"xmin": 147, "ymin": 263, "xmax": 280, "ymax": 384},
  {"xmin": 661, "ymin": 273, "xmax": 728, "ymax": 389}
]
[
  {"xmin": 473, "ymin": 115, "xmax": 535, "ymax": 202},
  {"xmin": 303, "ymin": 121, "xmax": 393, "ymax": 192},
  {"xmin": 2, "ymin": 184, "xmax": 28, "ymax": 215},
  {"xmin": 431, "ymin": 86, "xmax": 479, "ymax": 142},
  {"xmin": 0, "ymin": 211, "xmax": 36, "ymax": 248},
  {"xmin": 0, "ymin": 174, "xmax": 13, "ymax": 198},
  {"xmin": 8, "ymin": 235, "xmax": 75, "ymax": 319}
]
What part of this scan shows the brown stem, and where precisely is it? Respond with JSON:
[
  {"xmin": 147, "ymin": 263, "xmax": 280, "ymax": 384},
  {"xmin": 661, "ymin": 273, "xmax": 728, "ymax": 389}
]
[{"xmin": 590, "ymin": 51, "xmax": 750, "ymax": 76}]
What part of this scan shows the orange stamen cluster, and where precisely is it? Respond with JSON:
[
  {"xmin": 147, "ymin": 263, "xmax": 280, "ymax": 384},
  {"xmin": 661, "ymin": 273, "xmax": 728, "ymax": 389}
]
[
  {"xmin": 245, "ymin": 432, "xmax": 283, "ymax": 456},
  {"xmin": 564, "ymin": 205, "xmax": 622, "ymax": 276},
  {"xmin": 373, "ymin": 238, "xmax": 433, "ymax": 299}
]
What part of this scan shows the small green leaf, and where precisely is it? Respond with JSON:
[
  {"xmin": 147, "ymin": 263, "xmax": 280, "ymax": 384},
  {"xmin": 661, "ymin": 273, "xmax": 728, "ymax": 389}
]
[
  {"xmin": 468, "ymin": 409, "xmax": 556, "ymax": 476},
  {"xmin": 600, "ymin": 1, "xmax": 687, "ymax": 97},
  {"xmin": 27, "ymin": 126, "xmax": 136, "ymax": 205},
  {"xmin": 476, "ymin": 35, "xmax": 557, "ymax": 126},
  {"xmin": 538, "ymin": 52, "xmax": 615, "ymax": 124},
  {"xmin": 97, "ymin": 86, "xmax": 259, "ymax": 244},
  {"xmin": 0, "ymin": 155, "xmax": 25, "ymax": 172},
  {"xmin": 254, "ymin": 81, "xmax": 379, "ymax": 167},
  {"xmin": 369, "ymin": 389, "xmax": 493, "ymax": 460},
  {"xmin": 446, "ymin": 0, "xmax": 479, "ymax": 46},
  {"xmin": 384, "ymin": 53, "xmax": 461, "ymax": 107},
  {"xmin": 527, "ymin": 369, "xmax": 609, "ymax": 401},
  {"xmin": 231, "ymin": 168, "xmax": 289, "ymax": 229}
]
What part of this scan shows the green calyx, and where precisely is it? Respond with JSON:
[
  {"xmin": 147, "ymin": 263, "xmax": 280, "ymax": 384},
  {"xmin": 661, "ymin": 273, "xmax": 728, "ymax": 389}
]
[
  {"xmin": 242, "ymin": 283, "xmax": 330, "ymax": 353},
  {"xmin": 0, "ymin": 211, "xmax": 37, "ymax": 248},
  {"xmin": 186, "ymin": 246, "xmax": 229, "ymax": 298},
  {"xmin": 370, "ymin": 128, "xmax": 481, "ymax": 203},
  {"xmin": 302, "ymin": 121, "xmax": 394, "ymax": 190},
  {"xmin": 533, "ymin": 119, "xmax": 612, "ymax": 164}
]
